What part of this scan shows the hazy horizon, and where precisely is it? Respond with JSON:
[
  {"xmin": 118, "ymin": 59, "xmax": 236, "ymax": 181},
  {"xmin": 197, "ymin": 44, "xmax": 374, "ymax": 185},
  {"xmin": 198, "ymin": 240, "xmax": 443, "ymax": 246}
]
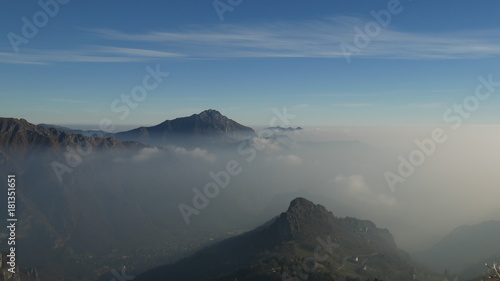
[{"xmin": 8, "ymin": 117, "xmax": 500, "ymax": 252}]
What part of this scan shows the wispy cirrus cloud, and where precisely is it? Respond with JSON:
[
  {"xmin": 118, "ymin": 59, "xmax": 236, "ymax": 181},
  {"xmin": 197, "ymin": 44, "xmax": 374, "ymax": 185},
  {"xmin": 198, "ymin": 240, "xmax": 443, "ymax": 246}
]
[
  {"xmin": 3, "ymin": 16, "xmax": 500, "ymax": 64},
  {"xmin": 87, "ymin": 17, "xmax": 500, "ymax": 60},
  {"xmin": 48, "ymin": 98, "xmax": 87, "ymax": 103},
  {"xmin": 0, "ymin": 46, "xmax": 183, "ymax": 65},
  {"xmin": 94, "ymin": 46, "xmax": 182, "ymax": 58},
  {"xmin": 408, "ymin": 103, "xmax": 444, "ymax": 108},
  {"xmin": 333, "ymin": 103, "xmax": 372, "ymax": 108}
]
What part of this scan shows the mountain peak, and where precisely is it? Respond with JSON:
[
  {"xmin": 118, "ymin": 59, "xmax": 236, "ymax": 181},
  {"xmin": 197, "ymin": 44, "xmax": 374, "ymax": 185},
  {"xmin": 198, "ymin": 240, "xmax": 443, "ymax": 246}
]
[
  {"xmin": 116, "ymin": 109, "xmax": 255, "ymax": 145},
  {"xmin": 285, "ymin": 197, "xmax": 330, "ymax": 218},
  {"xmin": 198, "ymin": 109, "xmax": 222, "ymax": 117},
  {"xmin": 0, "ymin": 117, "xmax": 32, "ymax": 131},
  {"xmin": 136, "ymin": 197, "xmax": 427, "ymax": 281},
  {"xmin": 275, "ymin": 197, "xmax": 334, "ymax": 240},
  {"xmin": 288, "ymin": 197, "xmax": 317, "ymax": 210},
  {"xmin": 194, "ymin": 109, "xmax": 229, "ymax": 123}
]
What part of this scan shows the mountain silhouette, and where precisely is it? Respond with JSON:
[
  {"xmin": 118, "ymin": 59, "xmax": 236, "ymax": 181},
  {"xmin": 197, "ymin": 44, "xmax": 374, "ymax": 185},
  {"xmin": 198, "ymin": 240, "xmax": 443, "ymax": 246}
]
[
  {"xmin": 135, "ymin": 197, "xmax": 440, "ymax": 281},
  {"xmin": 0, "ymin": 117, "xmax": 142, "ymax": 157},
  {"xmin": 115, "ymin": 109, "xmax": 255, "ymax": 146},
  {"xmin": 414, "ymin": 220, "xmax": 500, "ymax": 276}
]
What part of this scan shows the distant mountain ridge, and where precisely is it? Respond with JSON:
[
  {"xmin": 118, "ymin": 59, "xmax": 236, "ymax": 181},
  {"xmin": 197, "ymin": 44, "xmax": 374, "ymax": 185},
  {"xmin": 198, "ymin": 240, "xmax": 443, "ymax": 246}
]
[
  {"xmin": 414, "ymin": 220, "xmax": 500, "ymax": 276},
  {"xmin": 135, "ymin": 197, "xmax": 440, "ymax": 281},
  {"xmin": 1, "ymin": 109, "xmax": 255, "ymax": 151},
  {"xmin": 115, "ymin": 109, "xmax": 256, "ymax": 145},
  {"xmin": 0, "ymin": 117, "xmax": 143, "ymax": 157},
  {"xmin": 37, "ymin": 123, "xmax": 112, "ymax": 138}
]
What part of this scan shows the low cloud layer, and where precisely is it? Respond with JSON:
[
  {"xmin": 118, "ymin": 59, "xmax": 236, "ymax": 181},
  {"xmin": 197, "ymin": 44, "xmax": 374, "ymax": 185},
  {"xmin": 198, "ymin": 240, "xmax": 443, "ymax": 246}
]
[
  {"xmin": 169, "ymin": 146, "xmax": 217, "ymax": 163},
  {"xmin": 7, "ymin": 125, "xmax": 500, "ymax": 258}
]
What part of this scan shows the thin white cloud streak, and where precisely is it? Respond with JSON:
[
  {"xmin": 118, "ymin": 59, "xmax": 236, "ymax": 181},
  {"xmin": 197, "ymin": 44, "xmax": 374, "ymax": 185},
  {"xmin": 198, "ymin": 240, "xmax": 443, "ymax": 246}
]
[
  {"xmin": 294, "ymin": 93, "xmax": 392, "ymax": 98},
  {"xmin": 48, "ymin": 98, "xmax": 87, "ymax": 103},
  {"xmin": 3, "ymin": 16, "xmax": 500, "ymax": 64},
  {"xmin": 408, "ymin": 103, "xmax": 444, "ymax": 108},
  {"xmin": 333, "ymin": 103, "xmax": 372, "ymax": 108},
  {"xmin": 87, "ymin": 17, "xmax": 500, "ymax": 59},
  {"xmin": 94, "ymin": 46, "xmax": 182, "ymax": 58},
  {"xmin": 0, "ymin": 46, "xmax": 184, "ymax": 65}
]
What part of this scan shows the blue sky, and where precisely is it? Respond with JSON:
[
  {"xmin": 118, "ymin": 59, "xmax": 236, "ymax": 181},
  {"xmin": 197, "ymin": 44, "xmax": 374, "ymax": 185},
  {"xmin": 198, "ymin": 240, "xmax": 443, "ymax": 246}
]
[{"xmin": 1, "ymin": 0, "xmax": 500, "ymax": 128}]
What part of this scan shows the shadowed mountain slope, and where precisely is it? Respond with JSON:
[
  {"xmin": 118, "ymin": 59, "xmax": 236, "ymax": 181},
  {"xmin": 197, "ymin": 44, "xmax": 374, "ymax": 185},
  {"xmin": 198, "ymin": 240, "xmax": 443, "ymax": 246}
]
[{"xmin": 135, "ymin": 198, "xmax": 441, "ymax": 281}]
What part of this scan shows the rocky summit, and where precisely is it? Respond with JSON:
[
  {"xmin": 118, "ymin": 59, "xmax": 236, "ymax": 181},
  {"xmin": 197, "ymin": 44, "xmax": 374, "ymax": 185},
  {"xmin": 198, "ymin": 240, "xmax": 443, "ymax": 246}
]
[
  {"xmin": 115, "ymin": 109, "xmax": 256, "ymax": 146},
  {"xmin": 135, "ymin": 197, "xmax": 441, "ymax": 281}
]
